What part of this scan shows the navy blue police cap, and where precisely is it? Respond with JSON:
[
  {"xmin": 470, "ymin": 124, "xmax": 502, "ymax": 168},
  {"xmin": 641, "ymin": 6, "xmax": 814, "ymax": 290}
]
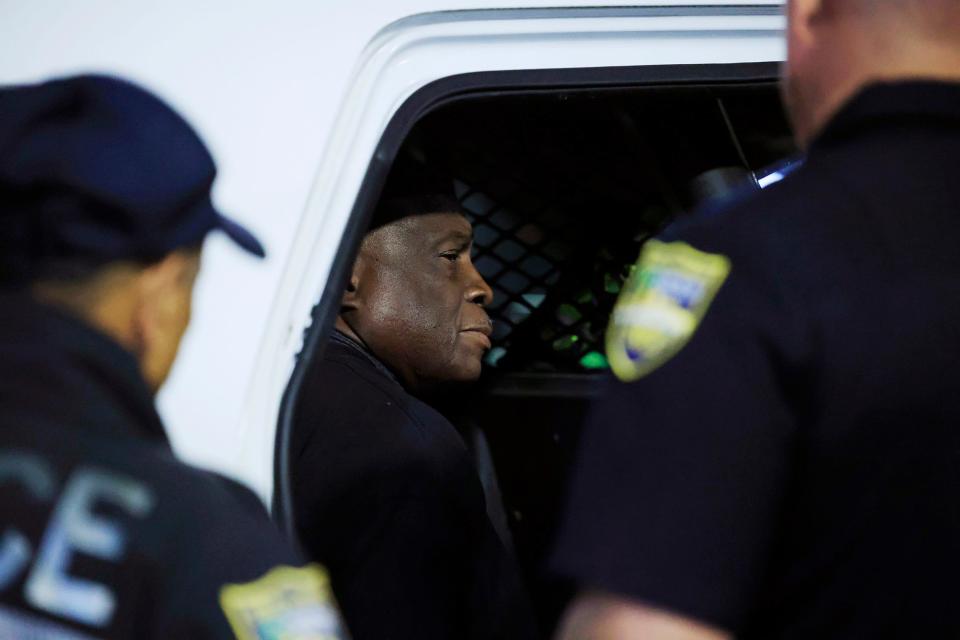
[{"xmin": 0, "ymin": 74, "xmax": 265, "ymax": 284}]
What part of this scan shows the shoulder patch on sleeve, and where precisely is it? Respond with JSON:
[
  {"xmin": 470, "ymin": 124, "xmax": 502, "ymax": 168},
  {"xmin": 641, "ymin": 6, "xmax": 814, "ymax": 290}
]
[
  {"xmin": 219, "ymin": 564, "xmax": 346, "ymax": 640},
  {"xmin": 607, "ymin": 239, "xmax": 731, "ymax": 382}
]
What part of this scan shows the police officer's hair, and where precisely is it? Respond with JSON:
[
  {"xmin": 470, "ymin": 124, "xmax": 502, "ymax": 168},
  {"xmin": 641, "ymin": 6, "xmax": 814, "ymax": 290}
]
[
  {"xmin": 29, "ymin": 244, "xmax": 202, "ymax": 317},
  {"xmin": 32, "ymin": 261, "xmax": 145, "ymax": 313}
]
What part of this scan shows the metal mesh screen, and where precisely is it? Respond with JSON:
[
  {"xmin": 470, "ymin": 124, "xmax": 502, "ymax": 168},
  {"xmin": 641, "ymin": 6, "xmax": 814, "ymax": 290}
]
[
  {"xmin": 455, "ymin": 176, "xmax": 669, "ymax": 374},
  {"xmin": 408, "ymin": 84, "xmax": 793, "ymax": 374}
]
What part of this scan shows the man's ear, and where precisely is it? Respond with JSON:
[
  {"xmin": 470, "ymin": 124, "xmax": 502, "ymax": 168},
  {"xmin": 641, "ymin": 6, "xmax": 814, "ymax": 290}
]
[
  {"xmin": 134, "ymin": 252, "xmax": 186, "ymax": 325},
  {"xmin": 787, "ymin": 0, "xmax": 824, "ymax": 52},
  {"xmin": 341, "ymin": 253, "xmax": 364, "ymax": 314}
]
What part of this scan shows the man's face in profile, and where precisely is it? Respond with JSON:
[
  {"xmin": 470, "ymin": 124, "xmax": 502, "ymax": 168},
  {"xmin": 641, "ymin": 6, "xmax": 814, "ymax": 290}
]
[{"xmin": 345, "ymin": 211, "xmax": 494, "ymax": 392}]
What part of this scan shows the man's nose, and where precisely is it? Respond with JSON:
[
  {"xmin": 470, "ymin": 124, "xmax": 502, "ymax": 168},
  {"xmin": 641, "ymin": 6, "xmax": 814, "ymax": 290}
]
[{"xmin": 464, "ymin": 262, "xmax": 494, "ymax": 307}]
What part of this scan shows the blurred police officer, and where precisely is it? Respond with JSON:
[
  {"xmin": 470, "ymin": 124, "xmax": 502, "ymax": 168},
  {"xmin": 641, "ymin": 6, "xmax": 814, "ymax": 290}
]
[
  {"xmin": 554, "ymin": 1, "xmax": 960, "ymax": 638},
  {"xmin": 0, "ymin": 75, "xmax": 346, "ymax": 639}
]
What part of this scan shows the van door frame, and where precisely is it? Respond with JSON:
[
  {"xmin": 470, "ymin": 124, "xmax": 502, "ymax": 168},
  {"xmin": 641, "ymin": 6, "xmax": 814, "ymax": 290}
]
[{"xmin": 272, "ymin": 60, "xmax": 782, "ymax": 536}]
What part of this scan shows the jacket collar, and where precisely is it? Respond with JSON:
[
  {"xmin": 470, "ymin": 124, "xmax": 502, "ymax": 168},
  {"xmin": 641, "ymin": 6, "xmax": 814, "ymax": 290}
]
[
  {"xmin": 0, "ymin": 293, "xmax": 170, "ymax": 446},
  {"xmin": 814, "ymin": 80, "xmax": 960, "ymax": 149}
]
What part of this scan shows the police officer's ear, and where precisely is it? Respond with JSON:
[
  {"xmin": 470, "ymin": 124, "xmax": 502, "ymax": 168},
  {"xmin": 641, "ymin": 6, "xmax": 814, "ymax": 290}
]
[{"xmin": 787, "ymin": 0, "xmax": 824, "ymax": 49}]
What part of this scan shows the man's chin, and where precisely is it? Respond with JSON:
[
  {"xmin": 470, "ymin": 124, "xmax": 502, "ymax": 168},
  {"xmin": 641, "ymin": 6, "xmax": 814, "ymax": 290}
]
[
  {"xmin": 454, "ymin": 363, "xmax": 483, "ymax": 383},
  {"xmin": 447, "ymin": 353, "xmax": 484, "ymax": 383}
]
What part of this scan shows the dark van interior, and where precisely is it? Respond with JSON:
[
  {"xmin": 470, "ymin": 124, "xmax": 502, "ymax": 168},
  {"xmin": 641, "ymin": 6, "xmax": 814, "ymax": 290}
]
[{"xmin": 278, "ymin": 66, "xmax": 797, "ymax": 635}]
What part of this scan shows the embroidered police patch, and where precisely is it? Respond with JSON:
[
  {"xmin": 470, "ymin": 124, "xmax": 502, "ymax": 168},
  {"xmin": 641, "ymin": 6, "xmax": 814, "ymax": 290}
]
[
  {"xmin": 607, "ymin": 240, "xmax": 731, "ymax": 382},
  {"xmin": 219, "ymin": 564, "xmax": 345, "ymax": 640}
]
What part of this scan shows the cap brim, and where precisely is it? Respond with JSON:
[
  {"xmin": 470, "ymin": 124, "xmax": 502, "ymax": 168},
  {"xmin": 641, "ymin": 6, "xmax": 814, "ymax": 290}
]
[{"xmin": 216, "ymin": 213, "xmax": 266, "ymax": 258}]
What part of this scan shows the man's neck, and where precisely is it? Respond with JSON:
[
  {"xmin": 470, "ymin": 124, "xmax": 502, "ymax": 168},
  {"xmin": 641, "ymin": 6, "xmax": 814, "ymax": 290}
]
[
  {"xmin": 334, "ymin": 316, "xmax": 436, "ymax": 395},
  {"xmin": 334, "ymin": 316, "xmax": 365, "ymax": 347}
]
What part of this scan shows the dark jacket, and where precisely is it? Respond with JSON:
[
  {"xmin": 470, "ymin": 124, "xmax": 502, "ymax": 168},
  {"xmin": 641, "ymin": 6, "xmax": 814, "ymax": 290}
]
[
  {"xmin": 292, "ymin": 330, "xmax": 536, "ymax": 639},
  {"xmin": 0, "ymin": 295, "xmax": 344, "ymax": 639}
]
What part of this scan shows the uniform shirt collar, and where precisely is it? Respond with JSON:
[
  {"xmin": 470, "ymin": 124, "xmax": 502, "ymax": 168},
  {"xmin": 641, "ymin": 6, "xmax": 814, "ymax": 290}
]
[
  {"xmin": 814, "ymin": 80, "xmax": 960, "ymax": 149},
  {"xmin": 0, "ymin": 293, "xmax": 170, "ymax": 446}
]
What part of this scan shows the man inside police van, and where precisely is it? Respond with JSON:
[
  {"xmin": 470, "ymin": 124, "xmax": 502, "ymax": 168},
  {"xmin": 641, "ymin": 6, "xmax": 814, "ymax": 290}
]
[
  {"xmin": 554, "ymin": 0, "xmax": 960, "ymax": 639},
  {"xmin": 289, "ymin": 158, "xmax": 537, "ymax": 640},
  {"xmin": 0, "ymin": 75, "xmax": 346, "ymax": 639}
]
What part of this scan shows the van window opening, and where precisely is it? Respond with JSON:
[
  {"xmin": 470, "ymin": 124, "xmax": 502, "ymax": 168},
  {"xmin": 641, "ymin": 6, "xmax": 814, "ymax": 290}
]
[
  {"xmin": 277, "ymin": 63, "xmax": 796, "ymax": 635},
  {"xmin": 413, "ymin": 83, "xmax": 793, "ymax": 376}
]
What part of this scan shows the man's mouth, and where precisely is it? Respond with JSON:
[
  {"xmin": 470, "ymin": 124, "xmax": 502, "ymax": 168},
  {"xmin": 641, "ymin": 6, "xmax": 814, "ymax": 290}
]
[{"xmin": 460, "ymin": 325, "xmax": 493, "ymax": 351}]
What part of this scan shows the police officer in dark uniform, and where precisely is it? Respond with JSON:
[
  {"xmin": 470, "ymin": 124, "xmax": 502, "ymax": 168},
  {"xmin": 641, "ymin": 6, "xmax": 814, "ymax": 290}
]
[
  {"xmin": 553, "ymin": 1, "xmax": 960, "ymax": 638},
  {"xmin": 0, "ymin": 75, "xmax": 346, "ymax": 639}
]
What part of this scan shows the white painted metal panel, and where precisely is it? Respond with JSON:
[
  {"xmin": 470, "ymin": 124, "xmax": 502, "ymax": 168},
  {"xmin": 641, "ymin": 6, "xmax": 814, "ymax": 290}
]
[
  {"xmin": 241, "ymin": 7, "xmax": 785, "ymax": 505},
  {"xmin": 0, "ymin": 2, "xmax": 785, "ymax": 505}
]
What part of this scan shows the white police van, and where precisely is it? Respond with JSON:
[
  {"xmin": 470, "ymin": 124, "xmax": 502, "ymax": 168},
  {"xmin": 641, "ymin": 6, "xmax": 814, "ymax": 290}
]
[{"xmin": 1, "ymin": 0, "xmax": 790, "ymax": 626}]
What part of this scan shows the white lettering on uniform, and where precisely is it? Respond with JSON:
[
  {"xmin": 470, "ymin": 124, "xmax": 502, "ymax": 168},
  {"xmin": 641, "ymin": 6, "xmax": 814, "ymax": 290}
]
[
  {"xmin": 24, "ymin": 468, "xmax": 154, "ymax": 627},
  {"xmin": 0, "ymin": 453, "xmax": 57, "ymax": 590}
]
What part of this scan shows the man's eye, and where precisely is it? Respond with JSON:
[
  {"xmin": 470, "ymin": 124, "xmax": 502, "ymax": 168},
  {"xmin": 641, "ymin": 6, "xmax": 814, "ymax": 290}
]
[{"xmin": 440, "ymin": 252, "xmax": 460, "ymax": 262}]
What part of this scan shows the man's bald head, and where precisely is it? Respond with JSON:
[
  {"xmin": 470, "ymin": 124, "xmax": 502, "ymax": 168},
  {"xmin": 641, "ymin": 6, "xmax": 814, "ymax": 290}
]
[
  {"xmin": 842, "ymin": 1, "xmax": 956, "ymax": 16},
  {"xmin": 784, "ymin": 0, "xmax": 960, "ymax": 147},
  {"xmin": 836, "ymin": 0, "xmax": 960, "ymax": 37}
]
